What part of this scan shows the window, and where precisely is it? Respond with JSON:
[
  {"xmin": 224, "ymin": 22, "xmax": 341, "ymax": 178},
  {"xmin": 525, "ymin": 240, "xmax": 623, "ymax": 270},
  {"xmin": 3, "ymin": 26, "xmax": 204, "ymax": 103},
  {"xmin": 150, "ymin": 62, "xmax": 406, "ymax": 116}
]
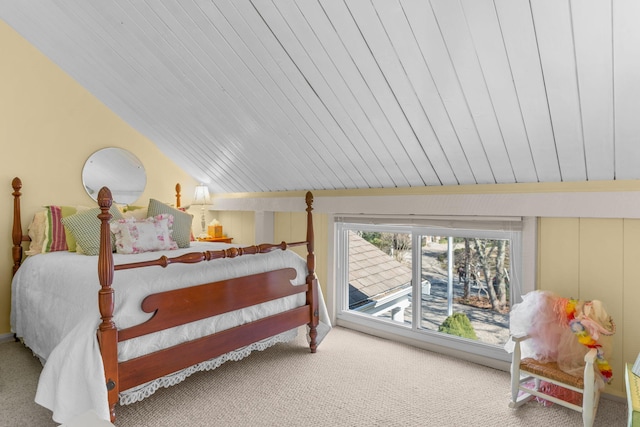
[{"xmin": 335, "ymin": 216, "xmax": 524, "ymax": 362}]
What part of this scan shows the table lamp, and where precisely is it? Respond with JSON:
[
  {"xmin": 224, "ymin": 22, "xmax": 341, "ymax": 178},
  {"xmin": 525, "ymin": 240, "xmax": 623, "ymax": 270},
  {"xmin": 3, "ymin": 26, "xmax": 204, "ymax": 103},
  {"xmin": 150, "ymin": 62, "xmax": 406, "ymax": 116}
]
[{"xmin": 192, "ymin": 183, "xmax": 211, "ymax": 238}]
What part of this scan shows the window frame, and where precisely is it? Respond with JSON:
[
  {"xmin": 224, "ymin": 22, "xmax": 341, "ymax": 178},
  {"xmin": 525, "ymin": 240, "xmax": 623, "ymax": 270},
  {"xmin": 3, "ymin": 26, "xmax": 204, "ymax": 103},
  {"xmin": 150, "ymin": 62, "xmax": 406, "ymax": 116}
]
[{"xmin": 334, "ymin": 215, "xmax": 531, "ymax": 363}]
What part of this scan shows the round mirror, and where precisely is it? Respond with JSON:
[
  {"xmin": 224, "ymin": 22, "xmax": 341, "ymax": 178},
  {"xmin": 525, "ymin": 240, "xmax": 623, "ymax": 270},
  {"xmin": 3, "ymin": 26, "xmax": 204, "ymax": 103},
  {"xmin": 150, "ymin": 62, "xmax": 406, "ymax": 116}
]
[{"xmin": 82, "ymin": 148, "xmax": 146, "ymax": 204}]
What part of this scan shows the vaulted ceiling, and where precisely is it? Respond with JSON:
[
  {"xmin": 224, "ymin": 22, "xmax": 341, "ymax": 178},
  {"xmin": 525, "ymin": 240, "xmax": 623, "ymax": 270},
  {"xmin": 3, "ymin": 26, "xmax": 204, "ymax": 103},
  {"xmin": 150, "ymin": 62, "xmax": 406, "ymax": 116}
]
[{"xmin": 3, "ymin": 1, "xmax": 640, "ymax": 194}]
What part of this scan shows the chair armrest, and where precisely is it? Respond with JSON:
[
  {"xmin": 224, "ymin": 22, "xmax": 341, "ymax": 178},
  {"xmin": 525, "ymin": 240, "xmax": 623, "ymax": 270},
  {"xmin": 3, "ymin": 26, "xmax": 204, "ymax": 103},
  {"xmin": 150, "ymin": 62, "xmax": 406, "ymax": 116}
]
[
  {"xmin": 507, "ymin": 333, "xmax": 530, "ymax": 358},
  {"xmin": 510, "ymin": 333, "xmax": 530, "ymax": 342},
  {"xmin": 584, "ymin": 348, "xmax": 597, "ymax": 363}
]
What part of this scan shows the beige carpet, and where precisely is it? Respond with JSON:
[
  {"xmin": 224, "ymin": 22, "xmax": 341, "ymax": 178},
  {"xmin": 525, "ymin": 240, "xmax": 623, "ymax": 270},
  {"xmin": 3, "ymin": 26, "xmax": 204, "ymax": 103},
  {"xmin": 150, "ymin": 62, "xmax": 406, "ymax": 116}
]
[{"xmin": 0, "ymin": 327, "xmax": 628, "ymax": 426}]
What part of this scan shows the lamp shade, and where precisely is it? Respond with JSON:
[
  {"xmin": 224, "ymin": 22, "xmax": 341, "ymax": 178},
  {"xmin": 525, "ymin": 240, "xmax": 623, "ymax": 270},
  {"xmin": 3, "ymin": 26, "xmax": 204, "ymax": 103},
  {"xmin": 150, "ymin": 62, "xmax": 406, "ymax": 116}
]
[{"xmin": 193, "ymin": 184, "xmax": 211, "ymax": 205}]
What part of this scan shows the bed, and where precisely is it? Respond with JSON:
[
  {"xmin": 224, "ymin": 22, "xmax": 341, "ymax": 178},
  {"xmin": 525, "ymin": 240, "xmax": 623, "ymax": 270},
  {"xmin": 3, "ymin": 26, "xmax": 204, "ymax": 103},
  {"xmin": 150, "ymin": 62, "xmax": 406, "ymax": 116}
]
[{"xmin": 10, "ymin": 177, "xmax": 330, "ymax": 424}]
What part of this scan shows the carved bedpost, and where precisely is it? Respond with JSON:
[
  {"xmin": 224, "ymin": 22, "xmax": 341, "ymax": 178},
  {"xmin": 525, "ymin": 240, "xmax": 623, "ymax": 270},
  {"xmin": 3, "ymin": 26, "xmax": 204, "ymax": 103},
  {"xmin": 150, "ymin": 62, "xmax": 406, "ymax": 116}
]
[
  {"xmin": 96, "ymin": 187, "xmax": 118, "ymax": 422},
  {"xmin": 305, "ymin": 191, "xmax": 319, "ymax": 353},
  {"xmin": 175, "ymin": 183, "xmax": 181, "ymax": 208},
  {"xmin": 11, "ymin": 178, "xmax": 24, "ymax": 276}
]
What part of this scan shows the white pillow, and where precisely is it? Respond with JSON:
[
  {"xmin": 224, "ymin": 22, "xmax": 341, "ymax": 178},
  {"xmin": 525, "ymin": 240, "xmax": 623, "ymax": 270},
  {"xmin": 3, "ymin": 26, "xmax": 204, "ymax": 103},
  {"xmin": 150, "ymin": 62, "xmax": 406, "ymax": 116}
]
[{"xmin": 110, "ymin": 214, "xmax": 178, "ymax": 254}]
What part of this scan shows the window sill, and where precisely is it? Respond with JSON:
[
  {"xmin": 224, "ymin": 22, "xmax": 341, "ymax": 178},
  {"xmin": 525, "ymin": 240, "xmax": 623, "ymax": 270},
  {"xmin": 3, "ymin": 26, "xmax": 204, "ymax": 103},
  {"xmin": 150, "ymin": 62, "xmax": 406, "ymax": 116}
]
[{"xmin": 336, "ymin": 313, "xmax": 511, "ymax": 371}]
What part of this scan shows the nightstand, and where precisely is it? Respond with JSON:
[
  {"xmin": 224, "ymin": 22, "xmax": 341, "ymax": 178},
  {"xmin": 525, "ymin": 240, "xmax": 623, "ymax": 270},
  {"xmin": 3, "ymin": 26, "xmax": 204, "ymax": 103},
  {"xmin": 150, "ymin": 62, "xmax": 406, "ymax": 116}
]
[{"xmin": 196, "ymin": 236, "xmax": 233, "ymax": 244}]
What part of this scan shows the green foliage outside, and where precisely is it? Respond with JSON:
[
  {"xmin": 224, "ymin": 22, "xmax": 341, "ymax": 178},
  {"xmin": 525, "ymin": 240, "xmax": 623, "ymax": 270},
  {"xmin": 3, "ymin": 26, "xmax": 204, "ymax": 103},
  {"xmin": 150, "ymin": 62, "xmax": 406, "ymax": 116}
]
[
  {"xmin": 360, "ymin": 231, "xmax": 383, "ymax": 248},
  {"xmin": 359, "ymin": 231, "xmax": 411, "ymax": 262},
  {"xmin": 438, "ymin": 313, "xmax": 478, "ymax": 340}
]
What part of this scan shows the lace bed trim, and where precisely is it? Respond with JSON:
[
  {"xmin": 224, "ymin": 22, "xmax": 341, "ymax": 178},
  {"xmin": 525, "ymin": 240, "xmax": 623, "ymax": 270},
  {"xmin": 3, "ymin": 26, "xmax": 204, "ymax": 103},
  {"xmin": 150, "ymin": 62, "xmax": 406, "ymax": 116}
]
[{"xmin": 118, "ymin": 329, "xmax": 298, "ymax": 406}]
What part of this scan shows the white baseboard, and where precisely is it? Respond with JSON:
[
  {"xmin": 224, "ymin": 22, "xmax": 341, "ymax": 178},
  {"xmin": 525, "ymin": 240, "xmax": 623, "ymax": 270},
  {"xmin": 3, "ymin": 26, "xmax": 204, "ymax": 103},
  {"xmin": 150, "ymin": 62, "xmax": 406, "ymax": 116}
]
[{"xmin": 0, "ymin": 333, "xmax": 16, "ymax": 343}]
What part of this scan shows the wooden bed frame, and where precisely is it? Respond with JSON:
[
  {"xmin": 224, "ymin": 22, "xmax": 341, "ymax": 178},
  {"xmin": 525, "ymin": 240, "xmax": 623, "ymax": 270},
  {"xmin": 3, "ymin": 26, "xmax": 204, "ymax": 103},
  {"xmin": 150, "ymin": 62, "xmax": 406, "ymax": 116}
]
[{"xmin": 11, "ymin": 177, "xmax": 320, "ymax": 422}]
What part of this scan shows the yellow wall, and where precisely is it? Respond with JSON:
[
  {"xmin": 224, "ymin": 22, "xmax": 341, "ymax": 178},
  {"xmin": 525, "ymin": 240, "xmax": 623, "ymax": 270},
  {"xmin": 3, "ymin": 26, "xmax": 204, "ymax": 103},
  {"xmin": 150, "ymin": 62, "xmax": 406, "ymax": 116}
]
[
  {"xmin": 0, "ymin": 21, "xmax": 198, "ymax": 334},
  {"xmin": 211, "ymin": 210, "xmax": 256, "ymax": 246},
  {"xmin": 274, "ymin": 211, "xmax": 328, "ymax": 296},
  {"xmin": 539, "ymin": 217, "xmax": 639, "ymax": 397}
]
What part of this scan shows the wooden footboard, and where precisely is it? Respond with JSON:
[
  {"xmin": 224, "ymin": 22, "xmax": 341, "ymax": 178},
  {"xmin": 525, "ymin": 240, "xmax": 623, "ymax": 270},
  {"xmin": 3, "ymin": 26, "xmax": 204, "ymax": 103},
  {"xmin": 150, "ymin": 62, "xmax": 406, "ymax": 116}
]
[
  {"xmin": 95, "ymin": 187, "xmax": 319, "ymax": 422},
  {"xmin": 118, "ymin": 281, "xmax": 310, "ymax": 390}
]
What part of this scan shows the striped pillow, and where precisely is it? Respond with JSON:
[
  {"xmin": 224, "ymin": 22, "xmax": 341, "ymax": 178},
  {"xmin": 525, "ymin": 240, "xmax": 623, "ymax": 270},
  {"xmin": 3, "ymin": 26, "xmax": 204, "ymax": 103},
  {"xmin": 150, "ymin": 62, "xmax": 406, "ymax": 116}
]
[{"xmin": 41, "ymin": 205, "xmax": 90, "ymax": 252}]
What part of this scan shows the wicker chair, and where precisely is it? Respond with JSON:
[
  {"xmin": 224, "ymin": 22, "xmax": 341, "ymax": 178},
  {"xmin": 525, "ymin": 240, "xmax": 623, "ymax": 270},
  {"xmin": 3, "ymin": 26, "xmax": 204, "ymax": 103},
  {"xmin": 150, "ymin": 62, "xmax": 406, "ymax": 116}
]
[{"xmin": 509, "ymin": 333, "xmax": 600, "ymax": 427}]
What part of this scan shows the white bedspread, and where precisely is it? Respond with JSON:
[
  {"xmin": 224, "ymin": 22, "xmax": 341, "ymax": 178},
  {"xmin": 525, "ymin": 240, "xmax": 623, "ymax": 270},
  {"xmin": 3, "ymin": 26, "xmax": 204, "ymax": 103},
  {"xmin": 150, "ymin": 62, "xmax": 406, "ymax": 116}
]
[{"xmin": 11, "ymin": 242, "xmax": 330, "ymax": 424}]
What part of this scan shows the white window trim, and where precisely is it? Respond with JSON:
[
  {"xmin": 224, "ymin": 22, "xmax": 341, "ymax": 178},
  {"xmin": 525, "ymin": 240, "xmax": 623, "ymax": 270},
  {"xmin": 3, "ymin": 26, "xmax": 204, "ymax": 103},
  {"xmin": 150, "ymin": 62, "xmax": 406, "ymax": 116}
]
[{"xmin": 331, "ymin": 214, "xmax": 537, "ymax": 370}]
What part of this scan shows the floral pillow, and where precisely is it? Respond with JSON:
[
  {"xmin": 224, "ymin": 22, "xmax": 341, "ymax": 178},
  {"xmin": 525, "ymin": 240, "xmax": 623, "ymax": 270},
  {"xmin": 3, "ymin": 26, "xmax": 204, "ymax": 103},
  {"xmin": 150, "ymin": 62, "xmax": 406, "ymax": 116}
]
[
  {"xmin": 147, "ymin": 199, "xmax": 192, "ymax": 248},
  {"xmin": 110, "ymin": 214, "xmax": 178, "ymax": 254}
]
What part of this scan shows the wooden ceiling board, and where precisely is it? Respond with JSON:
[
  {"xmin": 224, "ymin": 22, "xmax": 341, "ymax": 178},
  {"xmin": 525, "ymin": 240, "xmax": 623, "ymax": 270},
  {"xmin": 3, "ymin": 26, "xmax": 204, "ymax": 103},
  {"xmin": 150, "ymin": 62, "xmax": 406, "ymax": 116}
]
[
  {"xmin": 612, "ymin": 0, "xmax": 640, "ymax": 180},
  {"xmin": 254, "ymin": 0, "xmax": 389, "ymax": 189},
  {"xmin": 154, "ymin": 1, "xmax": 342, "ymax": 191},
  {"xmin": 142, "ymin": 1, "xmax": 321, "ymax": 191},
  {"xmin": 297, "ymin": 0, "xmax": 422, "ymax": 188},
  {"xmin": 346, "ymin": 0, "xmax": 443, "ymax": 186},
  {"xmin": 530, "ymin": 0, "xmax": 587, "ymax": 182},
  {"xmin": 115, "ymin": 3, "xmax": 271, "ymax": 192},
  {"xmin": 493, "ymin": 0, "xmax": 561, "ymax": 183},
  {"xmin": 321, "ymin": 0, "xmax": 448, "ymax": 187},
  {"xmin": 404, "ymin": 0, "xmax": 494, "ymax": 186},
  {"xmin": 84, "ymin": 1, "xmax": 299, "ymax": 192},
  {"xmin": 276, "ymin": 0, "xmax": 409, "ymax": 188},
  {"xmin": 461, "ymin": 0, "xmax": 538, "ymax": 183},
  {"xmin": 376, "ymin": 0, "xmax": 469, "ymax": 186},
  {"xmin": 218, "ymin": 0, "xmax": 363, "ymax": 190},
  {"xmin": 431, "ymin": 0, "xmax": 513, "ymax": 185},
  {"xmin": 203, "ymin": 1, "xmax": 357, "ymax": 190},
  {"xmin": 172, "ymin": 1, "xmax": 329, "ymax": 190},
  {"xmin": 571, "ymin": 0, "xmax": 614, "ymax": 182}
]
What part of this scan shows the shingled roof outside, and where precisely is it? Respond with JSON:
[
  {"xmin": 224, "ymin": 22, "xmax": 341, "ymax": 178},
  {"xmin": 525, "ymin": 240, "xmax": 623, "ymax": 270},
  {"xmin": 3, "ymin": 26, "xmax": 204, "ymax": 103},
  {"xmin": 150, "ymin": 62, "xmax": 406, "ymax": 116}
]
[{"xmin": 348, "ymin": 231, "xmax": 412, "ymax": 309}]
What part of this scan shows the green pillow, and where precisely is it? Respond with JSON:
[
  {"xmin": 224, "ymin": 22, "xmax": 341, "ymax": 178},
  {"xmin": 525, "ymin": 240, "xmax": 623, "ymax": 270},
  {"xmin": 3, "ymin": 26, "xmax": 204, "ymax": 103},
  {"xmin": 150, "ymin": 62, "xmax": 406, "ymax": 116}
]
[
  {"xmin": 147, "ymin": 199, "xmax": 193, "ymax": 248},
  {"xmin": 61, "ymin": 205, "xmax": 123, "ymax": 256}
]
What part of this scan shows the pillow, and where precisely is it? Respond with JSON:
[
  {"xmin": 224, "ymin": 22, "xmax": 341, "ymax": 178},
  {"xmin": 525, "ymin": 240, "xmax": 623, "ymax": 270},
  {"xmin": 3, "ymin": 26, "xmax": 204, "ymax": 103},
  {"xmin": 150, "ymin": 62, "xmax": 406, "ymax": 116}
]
[
  {"xmin": 61, "ymin": 205, "xmax": 123, "ymax": 256},
  {"xmin": 40, "ymin": 205, "xmax": 92, "ymax": 253},
  {"xmin": 110, "ymin": 214, "xmax": 178, "ymax": 254},
  {"xmin": 60, "ymin": 206, "xmax": 91, "ymax": 252},
  {"xmin": 26, "ymin": 206, "xmax": 91, "ymax": 254},
  {"xmin": 178, "ymin": 207, "xmax": 196, "ymax": 242},
  {"xmin": 25, "ymin": 210, "xmax": 47, "ymax": 255},
  {"xmin": 147, "ymin": 199, "xmax": 193, "ymax": 248},
  {"xmin": 41, "ymin": 206, "xmax": 70, "ymax": 252},
  {"xmin": 119, "ymin": 205, "xmax": 146, "ymax": 214},
  {"xmin": 122, "ymin": 206, "xmax": 148, "ymax": 220}
]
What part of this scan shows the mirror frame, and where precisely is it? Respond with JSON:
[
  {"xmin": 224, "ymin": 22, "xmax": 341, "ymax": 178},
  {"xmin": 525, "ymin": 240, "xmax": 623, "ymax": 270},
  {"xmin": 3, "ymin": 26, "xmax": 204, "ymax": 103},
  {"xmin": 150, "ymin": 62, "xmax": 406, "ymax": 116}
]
[{"xmin": 82, "ymin": 148, "xmax": 147, "ymax": 204}]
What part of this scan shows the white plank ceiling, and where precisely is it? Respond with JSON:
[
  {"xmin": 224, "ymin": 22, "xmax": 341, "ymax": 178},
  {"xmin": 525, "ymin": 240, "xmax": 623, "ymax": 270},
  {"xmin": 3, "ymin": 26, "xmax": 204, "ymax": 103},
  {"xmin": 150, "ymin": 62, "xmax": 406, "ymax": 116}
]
[{"xmin": 3, "ymin": 0, "xmax": 640, "ymax": 194}]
